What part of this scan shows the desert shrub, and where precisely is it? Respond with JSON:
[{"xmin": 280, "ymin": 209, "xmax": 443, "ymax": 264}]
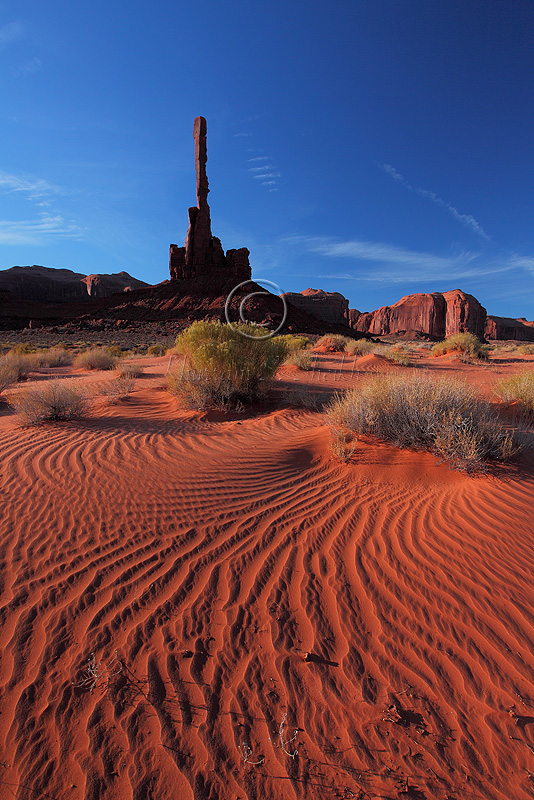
[
  {"xmin": 273, "ymin": 334, "xmax": 310, "ymax": 352},
  {"xmin": 430, "ymin": 333, "xmax": 489, "ymax": 360},
  {"xmin": 314, "ymin": 334, "xmax": 347, "ymax": 352},
  {"xmin": 385, "ymin": 345, "xmax": 411, "ymax": 366},
  {"xmin": 5, "ymin": 352, "xmax": 35, "ymax": 379},
  {"xmin": 105, "ymin": 344, "xmax": 126, "ymax": 358},
  {"xmin": 344, "ymin": 339, "xmax": 376, "ymax": 356},
  {"xmin": 281, "ymin": 386, "xmax": 321, "ymax": 409},
  {"xmin": 104, "ymin": 375, "xmax": 135, "ymax": 404},
  {"xmin": 12, "ymin": 343, "xmax": 37, "ymax": 354},
  {"xmin": 10, "ymin": 381, "xmax": 89, "ymax": 424},
  {"xmin": 170, "ymin": 320, "xmax": 287, "ymax": 409},
  {"xmin": 517, "ymin": 344, "xmax": 534, "ymax": 356},
  {"xmin": 496, "ymin": 372, "xmax": 534, "ymax": 417},
  {"xmin": 117, "ymin": 362, "xmax": 144, "ymax": 379},
  {"xmin": 0, "ymin": 357, "xmax": 18, "ymax": 394},
  {"xmin": 147, "ymin": 344, "xmax": 167, "ymax": 356},
  {"xmin": 284, "ymin": 349, "xmax": 313, "ymax": 370},
  {"xmin": 74, "ymin": 348, "xmax": 116, "ymax": 371},
  {"xmin": 326, "ymin": 373, "xmax": 517, "ymax": 470},
  {"xmin": 35, "ymin": 347, "xmax": 74, "ymax": 367}
]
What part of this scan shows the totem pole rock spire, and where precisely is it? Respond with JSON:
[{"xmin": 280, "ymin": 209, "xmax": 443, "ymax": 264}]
[{"xmin": 169, "ymin": 116, "xmax": 251, "ymax": 282}]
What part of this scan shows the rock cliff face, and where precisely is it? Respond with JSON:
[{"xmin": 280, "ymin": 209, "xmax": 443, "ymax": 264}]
[
  {"xmin": 0, "ymin": 265, "xmax": 149, "ymax": 304},
  {"xmin": 350, "ymin": 290, "xmax": 486, "ymax": 339},
  {"xmin": 169, "ymin": 117, "xmax": 251, "ymax": 283},
  {"xmin": 485, "ymin": 315, "xmax": 534, "ymax": 341},
  {"xmin": 281, "ymin": 288, "xmax": 349, "ymax": 326}
]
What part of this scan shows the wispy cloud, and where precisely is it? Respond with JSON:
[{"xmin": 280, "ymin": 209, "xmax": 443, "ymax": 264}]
[
  {"xmin": 252, "ymin": 172, "xmax": 281, "ymax": 180},
  {"xmin": 0, "ymin": 21, "xmax": 24, "ymax": 49},
  {"xmin": 0, "ymin": 169, "xmax": 82, "ymax": 244},
  {"xmin": 0, "ymin": 170, "xmax": 58, "ymax": 201},
  {"xmin": 248, "ymin": 156, "xmax": 269, "ymax": 162},
  {"xmin": 381, "ymin": 163, "xmax": 489, "ymax": 240},
  {"xmin": 248, "ymin": 165, "xmax": 275, "ymax": 172},
  {"xmin": 508, "ymin": 255, "xmax": 534, "ymax": 275},
  {"xmin": 234, "ymin": 132, "xmax": 252, "ymax": 137},
  {"xmin": 0, "ymin": 213, "xmax": 82, "ymax": 245},
  {"xmin": 284, "ymin": 234, "xmax": 513, "ymax": 283}
]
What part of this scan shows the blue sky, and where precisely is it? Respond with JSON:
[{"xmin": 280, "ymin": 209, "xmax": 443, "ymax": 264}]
[{"xmin": 1, "ymin": 0, "xmax": 534, "ymax": 318}]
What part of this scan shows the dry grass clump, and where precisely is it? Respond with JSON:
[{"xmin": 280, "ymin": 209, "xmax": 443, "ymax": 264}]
[
  {"xmin": 169, "ymin": 321, "xmax": 288, "ymax": 409},
  {"xmin": 74, "ymin": 348, "xmax": 116, "ymax": 371},
  {"xmin": 327, "ymin": 372, "xmax": 517, "ymax": 470},
  {"xmin": 430, "ymin": 333, "xmax": 490, "ymax": 360},
  {"xmin": 314, "ymin": 334, "xmax": 347, "ymax": 352},
  {"xmin": 10, "ymin": 381, "xmax": 89, "ymax": 424},
  {"xmin": 385, "ymin": 345, "xmax": 411, "ymax": 365},
  {"xmin": 34, "ymin": 347, "xmax": 74, "ymax": 367},
  {"xmin": 117, "ymin": 362, "xmax": 144, "ymax": 379},
  {"xmin": 517, "ymin": 344, "xmax": 534, "ymax": 356},
  {"xmin": 0, "ymin": 357, "xmax": 18, "ymax": 394},
  {"xmin": 496, "ymin": 372, "xmax": 534, "ymax": 418},
  {"xmin": 284, "ymin": 349, "xmax": 313, "ymax": 370},
  {"xmin": 4, "ymin": 351, "xmax": 36, "ymax": 379},
  {"xmin": 104, "ymin": 375, "xmax": 136, "ymax": 404},
  {"xmin": 344, "ymin": 339, "xmax": 376, "ymax": 356}
]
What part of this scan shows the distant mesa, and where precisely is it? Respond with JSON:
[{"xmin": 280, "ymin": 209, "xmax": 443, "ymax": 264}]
[
  {"xmin": 281, "ymin": 288, "xmax": 349, "ymax": 326},
  {"xmin": 349, "ymin": 289, "xmax": 487, "ymax": 340},
  {"xmin": 0, "ymin": 265, "xmax": 149, "ymax": 305},
  {"xmin": 169, "ymin": 116, "xmax": 251, "ymax": 284}
]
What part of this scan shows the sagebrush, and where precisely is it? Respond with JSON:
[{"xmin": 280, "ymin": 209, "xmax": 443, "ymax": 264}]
[
  {"xmin": 10, "ymin": 381, "xmax": 90, "ymax": 424},
  {"xmin": 327, "ymin": 372, "xmax": 517, "ymax": 470},
  {"xmin": 74, "ymin": 349, "xmax": 116, "ymax": 370}
]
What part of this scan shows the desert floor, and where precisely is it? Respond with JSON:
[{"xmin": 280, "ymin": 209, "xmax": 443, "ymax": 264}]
[{"xmin": 0, "ymin": 348, "xmax": 533, "ymax": 800}]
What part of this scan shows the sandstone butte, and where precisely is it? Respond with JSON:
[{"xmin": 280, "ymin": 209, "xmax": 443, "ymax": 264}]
[{"xmin": 285, "ymin": 287, "xmax": 534, "ymax": 341}]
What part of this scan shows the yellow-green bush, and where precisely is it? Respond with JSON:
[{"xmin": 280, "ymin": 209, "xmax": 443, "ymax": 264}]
[
  {"xmin": 169, "ymin": 321, "xmax": 288, "ymax": 408},
  {"xmin": 496, "ymin": 372, "xmax": 534, "ymax": 417},
  {"xmin": 430, "ymin": 333, "xmax": 489, "ymax": 359},
  {"xmin": 273, "ymin": 334, "xmax": 310, "ymax": 352},
  {"xmin": 314, "ymin": 334, "xmax": 347, "ymax": 352}
]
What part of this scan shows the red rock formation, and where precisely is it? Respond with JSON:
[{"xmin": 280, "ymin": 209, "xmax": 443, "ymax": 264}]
[
  {"xmin": 281, "ymin": 288, "xmax": 349, "ymax": 326},
  {"xmin": 442, "ymin": 290, "xmax": 486, "ymax": 339},
  {"xmin": 169, "ymin": 117, "xmax": 251, "ymax": 283},
  {"xmin": 351, "ymin": 290, "xmax": 487, "ymax": 339},
  {"xmin": 0, "ymin": 265, "xmax": 149, "ymax": 304},
  {"xmin": 485, "ymin": 315, "xmax": 534, "ymax": 341}
]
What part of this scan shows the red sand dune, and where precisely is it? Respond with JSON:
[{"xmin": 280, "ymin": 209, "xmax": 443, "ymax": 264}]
[{"xmin": 0, "ymin": 352, "xmax": 533, "ymax": 799}]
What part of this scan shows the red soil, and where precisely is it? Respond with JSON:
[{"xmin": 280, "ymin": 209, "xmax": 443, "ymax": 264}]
[{"xmin": 0, "ymin": 351, "xmax": 533, "ymax": 799}]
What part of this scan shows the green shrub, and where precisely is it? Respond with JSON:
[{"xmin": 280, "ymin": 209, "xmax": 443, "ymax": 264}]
[
  {"xmin": 74, "ymin": 349, "xmax": 116, "ymax": 371},
  {"xmin": 147, "ymin": 344, "xmax": 167, "ymax": 356},
  {"xmin": 430, "ymin": 333, "xmax": 489, "ymax": 360},
  {"xmin": 327, "ymin": 373, "xmax": 517, "ymax": 470},
  {"xmin": 273, "ymin": 334, "xmax": 310, "ymax": 352},
  {"xmin": 170, "ymin": 321, "xmax": 288, "ymax": 408},
  {"xmin": 105, "ymin": 345, "xmax": 125, "ymax": 358},
  {"xmin": 10, "ymin": 381, "xmax": 89, "ymax": 424},
  {"xmin": 314, "ymin": 334, "xmax": 347, "ymax": 352},
  {"xmin": 496, "ymin": 372, "xmax": 534, "ymax": 417}
]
